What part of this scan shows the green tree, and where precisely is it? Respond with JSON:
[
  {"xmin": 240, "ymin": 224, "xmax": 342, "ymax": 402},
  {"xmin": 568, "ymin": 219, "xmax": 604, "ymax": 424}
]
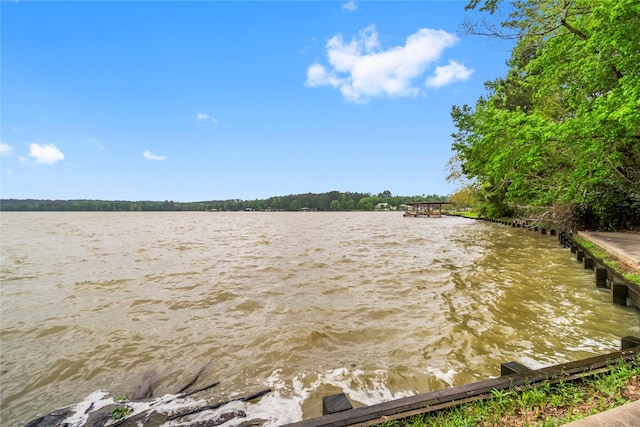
[
  {"xmin": 449, "ymin": 184, "xmax": 479, "ymax": 210},
  {"xmin": 452, "ymin": 0, "xmax": 640, "ymax": 229},
  {"xmin": 357, "ymin": 197, "xmax": 375, "ymax": 211}
]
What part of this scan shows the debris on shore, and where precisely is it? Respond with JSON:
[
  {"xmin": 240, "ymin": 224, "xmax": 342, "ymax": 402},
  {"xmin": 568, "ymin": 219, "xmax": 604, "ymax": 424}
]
[{"xmin": 25, "ymin": 364, "xmax": 271, "ymax": 427}]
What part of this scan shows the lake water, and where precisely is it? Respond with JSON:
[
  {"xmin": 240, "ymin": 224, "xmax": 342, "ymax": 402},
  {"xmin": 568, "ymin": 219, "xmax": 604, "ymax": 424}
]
[{"xmin": 1, "ymin": 212, "xmax": 639, "ymax": 426}]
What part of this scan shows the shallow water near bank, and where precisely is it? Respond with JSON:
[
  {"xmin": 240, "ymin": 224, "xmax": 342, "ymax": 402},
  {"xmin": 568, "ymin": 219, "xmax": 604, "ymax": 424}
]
[{"xmin": 1, "ymin": 212, "xmax": 639, "ymax": 426}]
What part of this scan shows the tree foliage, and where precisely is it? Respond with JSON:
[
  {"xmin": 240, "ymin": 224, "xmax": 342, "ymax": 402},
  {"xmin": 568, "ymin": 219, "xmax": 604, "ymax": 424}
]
[{"xmin": 452, "ymin": 0, "xmax": 640, "ymax": 229}]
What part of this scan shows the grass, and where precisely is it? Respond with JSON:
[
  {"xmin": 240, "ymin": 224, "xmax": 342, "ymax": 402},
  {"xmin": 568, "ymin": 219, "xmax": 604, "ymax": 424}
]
[
  {"xmin": 455, "ymin": 211, "xmax": 480, "ymax": 218},
  {"xmin": 376, "ymin": 357, "xmax": 640, "ymax": 427},
  {"xmin": 572, "ymin": 236, "xmax": 640, "ymax": 287}
]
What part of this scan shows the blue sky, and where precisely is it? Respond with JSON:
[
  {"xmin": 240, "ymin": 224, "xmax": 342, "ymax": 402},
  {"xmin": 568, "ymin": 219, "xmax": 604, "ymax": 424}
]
[{"xmin": 1, "ymin": 1, "xmax": 511, "ymax": 202}]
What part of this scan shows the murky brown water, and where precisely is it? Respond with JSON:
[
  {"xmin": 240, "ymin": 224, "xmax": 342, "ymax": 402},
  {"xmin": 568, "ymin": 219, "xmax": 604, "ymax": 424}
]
[{"xmin": 1, "ymin": 212, "xmax": 639, "ymax": 426}]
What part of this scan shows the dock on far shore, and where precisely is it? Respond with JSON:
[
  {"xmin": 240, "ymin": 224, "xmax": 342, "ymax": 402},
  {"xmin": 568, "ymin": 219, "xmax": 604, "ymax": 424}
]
[{"xmin": 402, "ymin": 201, "xmax": 455, "ymax": 218}]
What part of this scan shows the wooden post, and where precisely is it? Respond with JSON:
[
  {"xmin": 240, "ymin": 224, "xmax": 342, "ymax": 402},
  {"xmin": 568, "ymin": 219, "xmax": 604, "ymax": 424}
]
[
  {"xmin": 595, "ymin": 268, "xmax": 608, "ymax": 288},
  {"xmin": 612, "ymin": 284, "xmax": 628, "ymax": 306},
  {"xmin": 500, "ymin": 362, "xmax": 533, "ymax": 376},
  {"xmin": 550, "ymin": 229, "xmax": 556, "ymax": 236},
  {"xmin": 322, "ymin": 393, "xmax": 352, "ymax": 415},
  {"xmin": 571, "ymin": 245, "xmax": 577, "ymax": 254},
  {"xmin": 559, "ymin": 232, "xmax": 569, "ymax": 247},
  {"xmin": 583, "ymin": 257, "xmax": 594, "ymax": 269},
  {"xmin": 541, "ymin": 228, "xmax": 546, "ymax": 234},
  {"xmin": 576, "ymin": 250, "xmax": 585, "ymax": 262},
  {"xmin": 621, "ymin": 336, "xmax": 640, "ymax": 350}
]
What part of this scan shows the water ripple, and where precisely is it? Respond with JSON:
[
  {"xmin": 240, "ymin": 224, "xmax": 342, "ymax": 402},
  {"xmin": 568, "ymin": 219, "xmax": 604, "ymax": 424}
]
[{"xmin": 1, "ymin": 212, "xmax": 639, "ymax": 426}]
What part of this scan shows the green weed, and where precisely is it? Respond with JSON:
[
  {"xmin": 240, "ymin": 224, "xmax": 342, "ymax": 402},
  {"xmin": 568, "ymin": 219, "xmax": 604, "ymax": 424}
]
[{"xmin": 111, "ymin": 395, "xmax": 133, "ymax": 420}]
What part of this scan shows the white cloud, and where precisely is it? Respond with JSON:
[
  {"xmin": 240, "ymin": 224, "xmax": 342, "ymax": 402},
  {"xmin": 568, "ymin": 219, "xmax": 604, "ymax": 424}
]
[
  {"xmin": 28, "ymin": 143, "xmax": 65, "ymax": 164},
  {"xmin": 426, "ymin": 60, "xmax": 474, "ymax": 88},
  {"xmin": 342, "ymin": 1, "xmax": 357, "ymax": 12},
  {"xmin": 143, "ymin": 150, "xmax": 167, "ymax": 161},
  {"xmin": 306, "ymin": 25, "xmax": 473, "ymax": 102},
  {"xmin": 0, "ymin": 142, "xmax": 13, "ymax": 156},
  {"xmin": 196, "ymin": 112, "xmax": 219, "ymax": 124}
]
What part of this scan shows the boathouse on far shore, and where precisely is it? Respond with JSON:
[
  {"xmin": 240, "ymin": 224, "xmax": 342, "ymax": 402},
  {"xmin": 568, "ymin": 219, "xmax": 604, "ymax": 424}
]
[{"xmin": 403, "ymin": 201, "xmax": 455, "ymax": 217}]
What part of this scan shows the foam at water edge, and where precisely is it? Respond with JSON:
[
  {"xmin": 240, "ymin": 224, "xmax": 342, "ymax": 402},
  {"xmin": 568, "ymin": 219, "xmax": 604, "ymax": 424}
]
[
  {"xmin": 51, "ymin": 367, "xmax": 418, "ymax": 427},
  {"xmin": 180, "ymin": 369, "xmax": 308, "ymax": 426},
  {"xmin": 242, "ymin": 369, "xmax": 306, "ymax": 426},
  {"xmin": 61, "ymin": 390, "xmax": 114, "ymax": 427},
  {"xmin": 424, "ymin": 366, "xmax": 457, "ymax": 387},
  {"xmin": 518, "ymin": 354, "xmax": 550, "ymax": 370},
  {"xmin": 56, "ymin": 391, "xmax": 208, "ymax": 427},
  {"xmin": 308, "ymin": 367, "xmax": 415, "ymax": 406},
  {"xmin": 224, "ymin": 367, "xmax": 417, "ymax": 426}
]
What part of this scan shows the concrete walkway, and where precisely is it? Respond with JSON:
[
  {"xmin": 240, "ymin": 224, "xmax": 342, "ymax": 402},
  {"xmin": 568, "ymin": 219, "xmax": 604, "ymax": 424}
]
[
  {"xmin": 563, "ymin": 400, "xmax": 640, "ymax": 426},
  {"xmin": 576, "ymin": 231, "xmax": 640, "ymax": 271}
]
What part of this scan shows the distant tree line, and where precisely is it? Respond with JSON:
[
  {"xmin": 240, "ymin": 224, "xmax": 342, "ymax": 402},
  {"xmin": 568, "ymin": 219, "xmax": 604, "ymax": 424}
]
[{"xmin": 0, "ymin": 191, "xmax": 448, "ymax": 212}]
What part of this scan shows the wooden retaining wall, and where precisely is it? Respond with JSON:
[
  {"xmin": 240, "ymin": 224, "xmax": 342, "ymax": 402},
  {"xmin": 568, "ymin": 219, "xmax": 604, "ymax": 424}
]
[
  {"xmin": 559, "ymin": 231, "xmax": 640, "ymax": 309},
  {"xmin": 288, "ymin": 338, "xmax": 639, "ymax": 427},
  {"xmin": 459, "ymin": 215, "xmax": 640, "ymax": 309}
]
